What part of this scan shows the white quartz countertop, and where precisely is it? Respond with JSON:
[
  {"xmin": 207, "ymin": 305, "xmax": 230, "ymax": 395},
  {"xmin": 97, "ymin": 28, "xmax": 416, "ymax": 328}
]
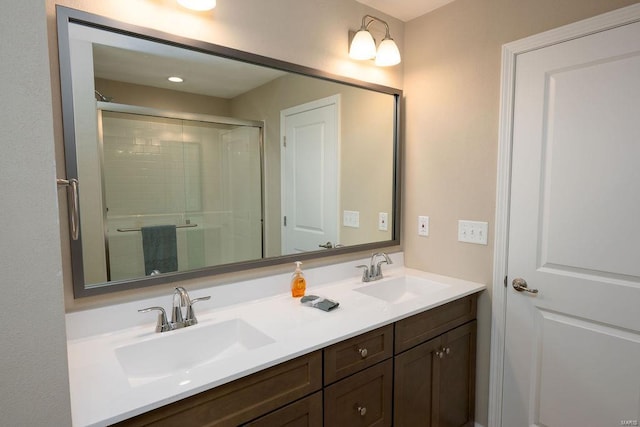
[{"xmin": 66, "ymin": 259, "xmax": 485, "ymax": 426}]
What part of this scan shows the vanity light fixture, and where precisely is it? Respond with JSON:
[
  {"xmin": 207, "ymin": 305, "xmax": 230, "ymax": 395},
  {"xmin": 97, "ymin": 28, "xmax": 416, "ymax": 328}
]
[
  {"xmin": 177, "ymin": 0, "xmax": 216, "ymax": 11},
  {"xmin": 168, "ymin": 76, "xmax": 184, "ymax": 83},
  {"xmin": 349, "ymin": 15, "xmax": 401, "ymax": 67}
]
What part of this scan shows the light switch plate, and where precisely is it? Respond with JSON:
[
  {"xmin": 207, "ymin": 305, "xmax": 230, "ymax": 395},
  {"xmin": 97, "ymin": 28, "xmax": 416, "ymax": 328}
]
[
  {"xmin": 343, "ymin": 210, "xmax": 360, "ymax": 228},
  {"xmin": 378, "ymin": 212, "xmax": 389, "ymax": 231},
  {"xmin": 458, "ymin": 220, "xmax": 488, "ymax": 245},
  {"xmin": 418, "ymin": 216, "xmax": 429, "ymax": 236}
]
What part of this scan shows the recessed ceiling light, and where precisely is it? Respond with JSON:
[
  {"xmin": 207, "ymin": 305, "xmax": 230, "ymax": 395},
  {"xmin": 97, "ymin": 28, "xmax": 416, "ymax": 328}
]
[
  {"xmin": 177, "ymin": 0, "xmax": 216, "ymax": 11},
  {"xmin": 168, "ymin": 76, "xmax": 184, "ymax": 83}
]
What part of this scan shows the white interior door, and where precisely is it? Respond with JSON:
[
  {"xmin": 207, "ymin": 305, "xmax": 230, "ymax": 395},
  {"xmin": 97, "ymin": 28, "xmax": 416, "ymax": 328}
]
[
  {"xmin": 502, "ymin": 17, "xmax": 640, "ymax": 427},
  {"xmin": 281, "ymin": 96, "xmax": 339, "ymax": 254}
]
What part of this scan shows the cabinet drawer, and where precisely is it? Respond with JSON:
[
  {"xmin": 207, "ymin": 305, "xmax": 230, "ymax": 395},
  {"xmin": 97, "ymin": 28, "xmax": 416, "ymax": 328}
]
[
  {"xmin": 395, "ymin": 294, "xmax": 476, "ymax": 354},
  {"xmin": 115, "ymin": 351, "xmax": 322, "ymax": 427},
  {"xmin": 324, "ymin": 360, "xmax": 393, "ymax": 427},
  {"xmin": 324, "ymin": 324, "xmax": 393, "ymax": 384},
  {"xmin": 243, "ymin": 391, "xmax": 323, "ymax": 427}
]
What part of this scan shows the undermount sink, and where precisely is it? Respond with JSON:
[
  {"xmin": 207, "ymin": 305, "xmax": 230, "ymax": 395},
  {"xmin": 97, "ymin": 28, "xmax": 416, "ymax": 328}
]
[
  {"xmin": 115, "ymin": 318, "xmax": 274, "ymax": 384},
  {"xmin": 354, "ymin": 276, "xmax": 449, "ymax": 304}
]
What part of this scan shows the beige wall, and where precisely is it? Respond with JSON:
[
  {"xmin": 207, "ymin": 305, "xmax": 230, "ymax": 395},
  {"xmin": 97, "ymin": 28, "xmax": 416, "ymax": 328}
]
[
  {"xmin": 98, "ymin": 74, "xmax": 394, "ymax": 261},
  {"xmin": 0, "ymin": 3, "xmax": 72, "ymax": 426},
  {"xmin": 402, "ymin": 0, "xmax": 638, "ymax": 425}
]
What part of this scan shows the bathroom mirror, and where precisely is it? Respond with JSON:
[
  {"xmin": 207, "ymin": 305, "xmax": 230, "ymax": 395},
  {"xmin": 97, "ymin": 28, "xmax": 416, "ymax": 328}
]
[{"xmin": 57, "ymin": 6, "xmax": 401, "ymax": 298}]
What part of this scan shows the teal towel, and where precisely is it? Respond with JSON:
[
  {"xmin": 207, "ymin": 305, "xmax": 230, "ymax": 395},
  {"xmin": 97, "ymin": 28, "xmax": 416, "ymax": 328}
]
[{"xmin": 141, "ymin": 225, "xmax": 177, "ymax": 275}]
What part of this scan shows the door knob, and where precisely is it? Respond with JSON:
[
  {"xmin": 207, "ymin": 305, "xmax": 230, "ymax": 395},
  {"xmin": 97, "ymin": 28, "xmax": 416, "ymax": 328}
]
[{"xmin": 512, "ymin": 278, "xmax": 538, "ymax": 294}]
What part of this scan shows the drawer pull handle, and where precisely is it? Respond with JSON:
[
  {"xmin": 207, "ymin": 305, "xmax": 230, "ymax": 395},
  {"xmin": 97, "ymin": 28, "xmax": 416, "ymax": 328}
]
[
  {"xmin": 356, "ymin": 405, "xmax": 367, "ymax": 416},
  {"xmin": 436, "ymin": 347, "xmax": 451, "ymax": 358},
  {"xmin": 358, "ymin": 348, "xmax": 368, "ymax": 358}
]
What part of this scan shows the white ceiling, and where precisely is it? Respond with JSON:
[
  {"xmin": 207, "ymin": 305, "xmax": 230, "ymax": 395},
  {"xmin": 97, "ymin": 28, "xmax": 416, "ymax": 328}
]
[
  {"xmin": 72, "ymin": 23, "xmax": 287, "ymax": 100},
  {"xmin": 93, "ymin": 44, "xmax": 286, "ymax": 99},
  {"xmin": 355, "ymin": 0, "xmax": 456, "ymax": 22}
]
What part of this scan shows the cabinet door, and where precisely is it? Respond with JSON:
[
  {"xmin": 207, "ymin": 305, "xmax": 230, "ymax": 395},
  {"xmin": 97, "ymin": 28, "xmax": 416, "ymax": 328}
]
[
  {"xmin": 436, "ymin": 321, "xmax": 476, "ymax": 427},
  {"xmin": 393, "ymin": 335, "xmax": 442, "ymax": 426},
  {"xmin": 324, "ymin": 360, "xmax": 393, "ymax": 427},
  {"xmin": 394, "ymin": 321, "xmax": 476, "ymax": 427},
  {"xmin": 244, "ymin": 391, "xmax": 323, "ymax": 427}
]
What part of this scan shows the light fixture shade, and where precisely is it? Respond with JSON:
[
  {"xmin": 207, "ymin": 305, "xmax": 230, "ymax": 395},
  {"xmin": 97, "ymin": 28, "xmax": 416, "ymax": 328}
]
[
  {"xmin": 375, "ymin": 38, "xmax": 401, "ymax": 66},
  {"xmin": 177, "ymin": 0, "xmax": 216, "ymax": 11},
  {"xmin": 349, "ymin": 30, "xmax": 377, "ymax": 60}
]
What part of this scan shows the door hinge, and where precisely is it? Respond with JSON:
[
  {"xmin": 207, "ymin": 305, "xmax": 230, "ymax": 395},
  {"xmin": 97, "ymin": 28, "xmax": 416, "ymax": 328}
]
[
  {"xmin": 504, "ymin": 275, "xmax": 508, "ymax": 287},
  {"xmin": 284, "ymin": 216, "xmax": 287, "ymax": 226},
  {"xmin": 283, "ymin": 136, "xmax": 287, "ymax": 147}
]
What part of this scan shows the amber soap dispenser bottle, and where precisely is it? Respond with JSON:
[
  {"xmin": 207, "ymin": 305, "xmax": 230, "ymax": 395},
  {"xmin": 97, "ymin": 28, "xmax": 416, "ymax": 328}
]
[{"xmin": 290, "ymin": 261, "xmax": 306, "ymax": 297}]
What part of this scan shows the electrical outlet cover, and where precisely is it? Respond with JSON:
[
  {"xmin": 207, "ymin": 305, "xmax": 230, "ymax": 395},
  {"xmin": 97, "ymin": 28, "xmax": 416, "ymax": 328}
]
[
  {"xmin": 458, "ymin": 220, "xmax": 488, "ymax": 245},
  {"xmin": 418, "ymin": 216, "xmax": 429, "ymax": 236},
  {"xmin": 343, "ymin": 210, "xmax": 360, "ymax": 228},
  {"xmin": 378, "ymin": 212, "xmax": 388, "ymax": 231}
]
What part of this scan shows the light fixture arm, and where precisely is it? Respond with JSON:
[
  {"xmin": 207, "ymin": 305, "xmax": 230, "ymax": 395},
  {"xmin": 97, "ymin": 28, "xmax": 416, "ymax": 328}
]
[{"xmin": 361, "ymin": 15, "xmax": 392, "ymax": 39}]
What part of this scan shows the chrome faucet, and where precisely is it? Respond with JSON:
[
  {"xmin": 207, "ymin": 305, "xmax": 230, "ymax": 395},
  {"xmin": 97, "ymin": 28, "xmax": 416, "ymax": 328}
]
[
  {"xmin": 356, "ymin": 252, "xmax": 393, "ymax": 282},
  {"xmin": 139, "ymin": 287, "xmax": 211, "ymax": 333}
]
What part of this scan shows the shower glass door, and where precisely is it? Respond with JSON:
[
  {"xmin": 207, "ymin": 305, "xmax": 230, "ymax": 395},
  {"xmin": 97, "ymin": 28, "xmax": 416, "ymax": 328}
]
[{"xmin": 91, "ymin": 107, "xmax": 263, "ymax": 282}]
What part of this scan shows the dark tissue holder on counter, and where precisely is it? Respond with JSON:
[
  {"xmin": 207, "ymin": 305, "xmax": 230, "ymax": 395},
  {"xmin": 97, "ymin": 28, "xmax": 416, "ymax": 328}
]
[{"xmin": 301, "ymin": 295, "xmax": 340, "ymax": 311}]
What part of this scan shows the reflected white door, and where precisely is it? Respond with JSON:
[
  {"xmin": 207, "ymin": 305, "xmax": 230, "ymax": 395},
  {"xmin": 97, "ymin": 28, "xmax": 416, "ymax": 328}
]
[
  {"xmin": 281, "ymin": 96, "xmax": 339, "ymax": 254},
  {"xmin": 503, "ymin": 17, "xmax": 640, "ymax": 427}
]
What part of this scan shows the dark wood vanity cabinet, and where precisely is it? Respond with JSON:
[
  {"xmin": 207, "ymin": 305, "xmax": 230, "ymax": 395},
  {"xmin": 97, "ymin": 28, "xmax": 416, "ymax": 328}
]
[
  {"xmin": 393, "ymin": 294, "xmax": 477, "ymax": 427},
  {"xmin": 394, "ymin": 321, "xmax": 476, "ymax": 427},
  {"xmin": 114, "ymin": 294, "xmax": 477, "ymax": 427}
]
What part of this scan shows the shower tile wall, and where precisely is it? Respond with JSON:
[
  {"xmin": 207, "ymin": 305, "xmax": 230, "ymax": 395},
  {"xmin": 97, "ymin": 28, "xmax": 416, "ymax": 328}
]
[
  {"xmin": 102, "ymin": 114, "xmax": 200, "ymax": 216},
  {"xmin": 101, "ymin": 113, "xmax": 203, "ymax": 279}
]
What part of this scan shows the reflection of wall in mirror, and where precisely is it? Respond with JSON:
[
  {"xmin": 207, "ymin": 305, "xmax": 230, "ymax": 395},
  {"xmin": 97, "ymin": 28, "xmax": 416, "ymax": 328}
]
[
  {"xmin": 72, "ymin": 37, "xmax": 107, "ymax": 284},
  {"xmin": 231, "ymin": 73, "xmax": 395, "ymax": 256},
  {"xmin": 95, "ymin": 78, "xmax": 231, "ymax": 117},
  {"xmin": 95, "ymin": 73, "xmax": 394, "ymax": 258}
]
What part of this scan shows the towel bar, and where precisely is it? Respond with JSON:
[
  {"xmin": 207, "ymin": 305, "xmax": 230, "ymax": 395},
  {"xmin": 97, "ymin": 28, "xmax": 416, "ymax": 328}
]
[{"xmin": 117, "ymin": 224, "xmax": 198, "ymax": 232}]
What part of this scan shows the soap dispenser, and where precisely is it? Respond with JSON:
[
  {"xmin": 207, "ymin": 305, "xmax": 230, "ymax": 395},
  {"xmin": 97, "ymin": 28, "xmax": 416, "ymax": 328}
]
[{"xmin": 290, "ymin": 261, "xmax": 306, "ymax": 298}]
